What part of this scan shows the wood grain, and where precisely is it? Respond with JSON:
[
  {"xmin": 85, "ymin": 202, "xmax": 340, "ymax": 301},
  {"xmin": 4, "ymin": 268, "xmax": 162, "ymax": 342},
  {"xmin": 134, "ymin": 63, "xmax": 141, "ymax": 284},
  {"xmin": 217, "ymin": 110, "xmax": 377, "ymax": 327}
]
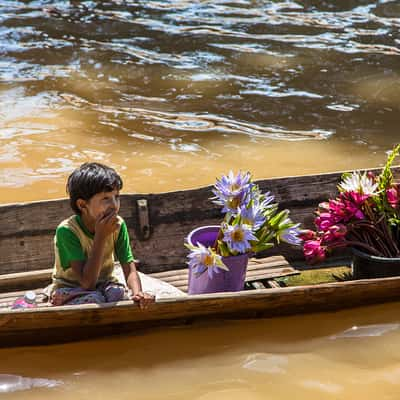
[{"xmin": 3, "ymin": 168, "xmax": 397, "ymax": 274}]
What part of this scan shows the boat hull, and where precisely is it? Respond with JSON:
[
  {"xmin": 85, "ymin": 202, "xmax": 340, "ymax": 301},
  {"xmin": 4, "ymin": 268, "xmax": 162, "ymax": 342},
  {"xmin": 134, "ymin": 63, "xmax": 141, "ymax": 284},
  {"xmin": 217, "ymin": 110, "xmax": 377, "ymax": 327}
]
[{"xmin": 1, "ymin": 276, "xmax": 400, "ymax": 347}]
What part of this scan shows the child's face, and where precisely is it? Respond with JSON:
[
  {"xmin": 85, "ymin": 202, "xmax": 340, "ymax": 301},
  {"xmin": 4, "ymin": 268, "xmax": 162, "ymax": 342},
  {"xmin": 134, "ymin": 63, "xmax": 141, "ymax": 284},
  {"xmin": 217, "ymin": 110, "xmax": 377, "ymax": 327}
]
[{"xmin": 80, "ymin": 189, "xmax": 121, "ymax": 221}]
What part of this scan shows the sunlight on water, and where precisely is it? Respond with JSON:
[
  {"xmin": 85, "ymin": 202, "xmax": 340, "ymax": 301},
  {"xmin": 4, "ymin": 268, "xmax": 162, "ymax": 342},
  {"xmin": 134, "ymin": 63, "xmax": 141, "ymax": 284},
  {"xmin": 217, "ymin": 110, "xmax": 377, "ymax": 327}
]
[{"xmin": 0, "ymin": 0, "xmax": 399, "ymax": 203}]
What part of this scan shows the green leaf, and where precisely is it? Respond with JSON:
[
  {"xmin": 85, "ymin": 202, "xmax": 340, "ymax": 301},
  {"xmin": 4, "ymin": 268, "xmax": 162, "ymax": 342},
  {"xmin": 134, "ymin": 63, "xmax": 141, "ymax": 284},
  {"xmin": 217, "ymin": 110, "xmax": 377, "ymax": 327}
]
[
  {"xmin": 252, "ymin": 242, "xmax": 274, "ymax": 253},
  {"xmin": 379, "ymin": 144, "xmax": 400, "ymax": 191},
  {"xmin": 185, "ymin": 243, "xmax": 198, "ymax": 251},
  {"xmin": 258, "ymin": 230, "xmax": 276, "ymax": 245},
  {"xmin": 217, "ymin": 240, "xmax": 231, "ymax": 257},
  {"xmin": 232, "ymin": 213, "xmax": 241, "ymax": 225},
  {"xmin": 268, "ymin": 210, "xmax": 288, "ymax": 229}
]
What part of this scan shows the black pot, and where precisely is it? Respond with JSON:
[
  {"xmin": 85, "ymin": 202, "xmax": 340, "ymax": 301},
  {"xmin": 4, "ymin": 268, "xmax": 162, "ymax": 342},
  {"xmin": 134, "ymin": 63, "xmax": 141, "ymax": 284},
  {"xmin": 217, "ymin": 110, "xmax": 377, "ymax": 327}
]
[{"xmin": 352, "ymin": 248, "xmax": 400, "ymax": 279}]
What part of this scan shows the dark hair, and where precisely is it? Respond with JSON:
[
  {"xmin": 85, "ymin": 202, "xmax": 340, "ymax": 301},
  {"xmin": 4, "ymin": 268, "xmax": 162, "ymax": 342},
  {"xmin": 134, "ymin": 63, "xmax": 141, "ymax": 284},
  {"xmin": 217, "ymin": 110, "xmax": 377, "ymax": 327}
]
[{"xmin": 67, "ymin": 162, "xmax": 123, "ymax": 214}]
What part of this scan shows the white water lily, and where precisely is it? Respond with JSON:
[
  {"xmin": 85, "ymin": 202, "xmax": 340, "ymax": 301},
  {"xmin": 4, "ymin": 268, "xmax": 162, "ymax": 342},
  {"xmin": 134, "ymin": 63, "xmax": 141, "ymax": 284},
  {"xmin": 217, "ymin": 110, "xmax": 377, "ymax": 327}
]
[
  {"xmin": 338, "ymin": 171, "xmax": 378, "ymax": 195},
  {"xmin": 186, "ymin": 242, "xmax": 228, "ymax": 278}
]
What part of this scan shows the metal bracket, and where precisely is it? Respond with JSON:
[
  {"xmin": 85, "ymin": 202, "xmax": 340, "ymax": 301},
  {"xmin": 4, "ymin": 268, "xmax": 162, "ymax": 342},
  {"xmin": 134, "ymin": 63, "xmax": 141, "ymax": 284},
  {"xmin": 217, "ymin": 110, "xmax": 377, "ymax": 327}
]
[{"xmin": 136, "ymin": 199, "xmax": 151, "ymax": 240}]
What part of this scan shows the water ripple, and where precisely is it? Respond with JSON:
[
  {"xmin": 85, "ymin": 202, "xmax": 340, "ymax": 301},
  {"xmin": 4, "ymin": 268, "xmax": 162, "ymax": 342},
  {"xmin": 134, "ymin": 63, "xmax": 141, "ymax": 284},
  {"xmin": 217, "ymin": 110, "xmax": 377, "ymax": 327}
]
[
  {"xmin": 0, "ymin": 0, "xmax": 399, "ymax": 196},
  {"xmin": 61, "ymin": 93, "xmax": 332, "ymax": 141},
  {"xmin": 0, "ymin": 374, "xmax": 62, "ymax": 393}
]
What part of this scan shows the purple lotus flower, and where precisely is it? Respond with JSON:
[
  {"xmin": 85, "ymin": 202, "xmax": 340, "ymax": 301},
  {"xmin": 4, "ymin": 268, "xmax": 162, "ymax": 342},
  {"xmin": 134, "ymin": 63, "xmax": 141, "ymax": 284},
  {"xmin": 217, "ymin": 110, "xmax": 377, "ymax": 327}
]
[
  {"xmin": 223, "ymin": 224, "xmax": 257, "ymax": 254},
  {"xmin": 212, "ymin": 171, "xmax": 252, "ymax": 213},
  {"xmin": 279, "ymin": 224, "xmax": 302, "ymax": 246},
  {"xmin": 187, "ymin": 243, "xmax": 228, "ymax": 278},
  {"xmin": 259, "ymin": 192, "xmax": 275, "ymax": 209},
  {"xmin": 238, "ymin": 202, "xmax": 266, "ymax": 230}
]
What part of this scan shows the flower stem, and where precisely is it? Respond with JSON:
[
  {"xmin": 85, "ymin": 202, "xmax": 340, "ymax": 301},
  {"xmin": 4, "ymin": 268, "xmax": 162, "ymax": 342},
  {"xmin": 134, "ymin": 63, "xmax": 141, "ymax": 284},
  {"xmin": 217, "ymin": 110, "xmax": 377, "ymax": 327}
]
[
  {"xmin": 330, "ymin": 240, "xmax": 383, "ymax": 257},
  {"xmin": 350, "ymin": 221, "xmax": 394, "ymax": 256}
]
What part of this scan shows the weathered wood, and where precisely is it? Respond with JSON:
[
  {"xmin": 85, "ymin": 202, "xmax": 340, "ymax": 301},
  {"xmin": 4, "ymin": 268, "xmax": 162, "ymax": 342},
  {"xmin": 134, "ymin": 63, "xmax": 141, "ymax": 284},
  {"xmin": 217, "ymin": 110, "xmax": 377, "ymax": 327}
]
[
  {"xmin": 0, "ymin": 288, "xmax": 46, "ymax": 301},
  {"xmin": 1, "ymin": 276, "xmax": 400, "ymax": 347},
  {"xmin": 250, "ymin": 281, "xmax": 267, "ymax": 290},
  {"xmin": 266, "ymin": 280, "xmax": 281, "ymax": 288},
  {"xmin": 2, "ymin": 167, "xmax": 398, "ymax": 275},
  {"xmin": 150, "ymin": 264, "xmax": 298, "ymax": 293},
  {"xmin": 0, "ymin": 256, "xmax": 298, "ymax": 293},
  {"xmin": 0, "ymin": 269, "xmax": 52, "ymax": 292}
]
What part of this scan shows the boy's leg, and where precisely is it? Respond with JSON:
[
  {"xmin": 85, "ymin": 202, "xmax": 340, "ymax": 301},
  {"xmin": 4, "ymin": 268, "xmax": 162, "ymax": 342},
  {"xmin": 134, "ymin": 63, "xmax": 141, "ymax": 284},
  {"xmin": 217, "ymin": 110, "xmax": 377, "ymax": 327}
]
[
  {"xmin": 101, "ymin": 282, "xmax": 126, "ymax": 302},
  {"xmin": 68, "ymin": 292, "xmax": 106, "ymax": 305},
  {"xmin": 51, "ymin": 287, "xmax": 106, "ymax": 306}
]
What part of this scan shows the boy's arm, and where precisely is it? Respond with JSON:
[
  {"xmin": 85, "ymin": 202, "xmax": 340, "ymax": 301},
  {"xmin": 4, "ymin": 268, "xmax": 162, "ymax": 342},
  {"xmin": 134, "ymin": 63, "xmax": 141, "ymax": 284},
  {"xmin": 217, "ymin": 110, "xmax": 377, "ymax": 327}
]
[
  {"xmin": 121, "ymin": 261, "xmax": 142, "ymax": 294},
  {"xmin": 71, "ymin": 210, "xmax": 119, "ymax": 290},
  {"xmin": 122, "ymin": 262, "xmax": 154, "ymax": 309},
  {"xmin": 70, "ymin": 234, "xmax": 106, "ymax": 290},
  {"xmin": 116, "ymin": 219, "xmax": 154, "ymax": 308}
]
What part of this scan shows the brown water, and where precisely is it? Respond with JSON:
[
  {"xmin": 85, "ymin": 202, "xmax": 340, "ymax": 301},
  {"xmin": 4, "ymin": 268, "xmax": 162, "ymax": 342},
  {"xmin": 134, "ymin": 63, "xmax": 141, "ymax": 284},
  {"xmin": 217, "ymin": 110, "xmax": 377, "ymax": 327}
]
[
  {"xmin": 2, "ymin": 303, "xmax": 400, "ymax": 399},
  {"xmin": 1, "ymin": 1, "xmax": 400, "ymax": 203},
  {"xmin": 1, "ymin": 1, "xmax": 400, "ymax": 397}
]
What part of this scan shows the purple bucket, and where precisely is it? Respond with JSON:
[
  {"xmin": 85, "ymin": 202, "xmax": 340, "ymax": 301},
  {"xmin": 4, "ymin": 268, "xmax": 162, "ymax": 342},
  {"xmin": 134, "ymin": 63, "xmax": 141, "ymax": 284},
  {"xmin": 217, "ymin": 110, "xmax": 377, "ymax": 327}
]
[{"xmin": 187, "ymin": 226, "xmax": 249, "ymax": 294}]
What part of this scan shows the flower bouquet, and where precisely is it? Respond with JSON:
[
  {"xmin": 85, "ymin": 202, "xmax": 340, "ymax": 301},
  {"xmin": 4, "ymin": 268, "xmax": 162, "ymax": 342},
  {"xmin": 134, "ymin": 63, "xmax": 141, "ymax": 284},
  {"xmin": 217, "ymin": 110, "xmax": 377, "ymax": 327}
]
[
  {"xmin": 301, "ymin": 144, "xmax": 400, "ymax": 278},
  {"xmin": 186, "ymin": 171, "xmax": 302, "ymax": 294}
]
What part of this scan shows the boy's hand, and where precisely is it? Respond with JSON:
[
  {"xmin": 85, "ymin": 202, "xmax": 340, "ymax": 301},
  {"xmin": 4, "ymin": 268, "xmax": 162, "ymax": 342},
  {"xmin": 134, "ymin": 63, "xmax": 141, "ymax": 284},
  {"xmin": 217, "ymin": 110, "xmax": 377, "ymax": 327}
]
[
  {"xmin": 131, "ymin": 291, "xmax": 155, "ymax": 309},
  {"xmin": 95, "ymin": 209, "xmax": 119, "ymax": 238}
]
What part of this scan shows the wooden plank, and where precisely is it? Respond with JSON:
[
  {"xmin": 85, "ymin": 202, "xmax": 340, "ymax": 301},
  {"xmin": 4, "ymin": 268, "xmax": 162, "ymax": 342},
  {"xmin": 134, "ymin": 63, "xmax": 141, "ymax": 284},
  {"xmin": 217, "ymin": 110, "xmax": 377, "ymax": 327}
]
[
  {"xmin": 248, "ymin": 255, "xmax": 289, "ymax": 265},
  {"xmin": 0, "ymin": 289, "xmax": 46, "ymax": 302},
  {"xmin": 0, "ymin": 256, "xmax": 297, "ymax": 293},
  {"xmin": 266, "ymin": 280, "xmax": 281, "ymax": 288},
  {"xmin": 0, "ymin": 301, "xmax": 49, "ymax": 310},
  {"xmin": 0, "ymin": 269, "xmax": 52, "ymax": 292},
  {"xmin": 166, "ymin": 268, "xmax": 298, "ymax": 292},
  {"xmin": 147, "ymin": 255, "xmax": 291, "ymax": 280},
  {"xmin": 251, "ymin": 281, "xmax": 267, "ymax": 289},
  {"xmin": 0, "ymin": 264, "xmax": 298, "ymax": 294}
]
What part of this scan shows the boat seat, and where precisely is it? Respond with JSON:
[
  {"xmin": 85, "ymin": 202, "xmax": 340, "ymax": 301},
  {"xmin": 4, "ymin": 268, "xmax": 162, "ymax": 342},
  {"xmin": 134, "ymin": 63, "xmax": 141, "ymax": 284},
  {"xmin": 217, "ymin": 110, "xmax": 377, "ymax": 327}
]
[{"xmin": 0, "ymin": 255, "xmax": 299, "ymax": 309}]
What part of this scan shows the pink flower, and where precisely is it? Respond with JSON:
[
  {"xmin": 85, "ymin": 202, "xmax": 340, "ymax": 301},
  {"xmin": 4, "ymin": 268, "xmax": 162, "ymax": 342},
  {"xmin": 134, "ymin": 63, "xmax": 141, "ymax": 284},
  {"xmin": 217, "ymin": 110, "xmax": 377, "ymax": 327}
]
[
  {"xmin": 328, "ymin": 198, "xmax": 345, "ymax": 216},
  {"xmin": 318, "ymin": 202, "xmax": 330, "ymax": 212},
  {"xmin": 322, "ymin": 224, "xmax": 347, "ymax": 243},
  {"xmin": 367, "ymin": 171, "xmax": 376, "ymax": 181},
  {"xmin": 338, "ymin": 193, "xmax": 365, "ymax": 221},
  {"xmin": 303, "ymin": 239, "xmax": 326, "ymax": 263},
  {"xmin": 387, "ymin": 186, "xmax": 399, "ymax": 209},
  {"xmin": 346, "ymin": 191, "xmax": 369, "ymax": 206},
  {"xmin": 299, "ymin": 229, "xmax": 317, "ymax": 241},
  {"xmin": 315, "ymin": 212, "xmax": 337, "ymax": 231},
  {"xmin": 344, "ymin": 201, "xmax": 365, "ymax": 220}
]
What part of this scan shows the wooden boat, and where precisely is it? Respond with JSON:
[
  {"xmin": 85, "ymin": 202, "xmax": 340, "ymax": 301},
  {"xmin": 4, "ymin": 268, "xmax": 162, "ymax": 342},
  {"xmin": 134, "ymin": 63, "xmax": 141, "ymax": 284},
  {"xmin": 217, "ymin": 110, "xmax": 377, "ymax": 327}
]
[{"xmin": 1, "ymin": 167, "xmax": 400, "ymax": 348}]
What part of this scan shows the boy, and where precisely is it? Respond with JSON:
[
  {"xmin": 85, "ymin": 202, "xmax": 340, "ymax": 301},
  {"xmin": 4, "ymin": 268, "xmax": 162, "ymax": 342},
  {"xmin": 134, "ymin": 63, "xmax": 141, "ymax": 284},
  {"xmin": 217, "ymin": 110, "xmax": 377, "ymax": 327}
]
[{"xmin": 50, "ymin": 162, "xmax": 154, "ymax": 309}]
